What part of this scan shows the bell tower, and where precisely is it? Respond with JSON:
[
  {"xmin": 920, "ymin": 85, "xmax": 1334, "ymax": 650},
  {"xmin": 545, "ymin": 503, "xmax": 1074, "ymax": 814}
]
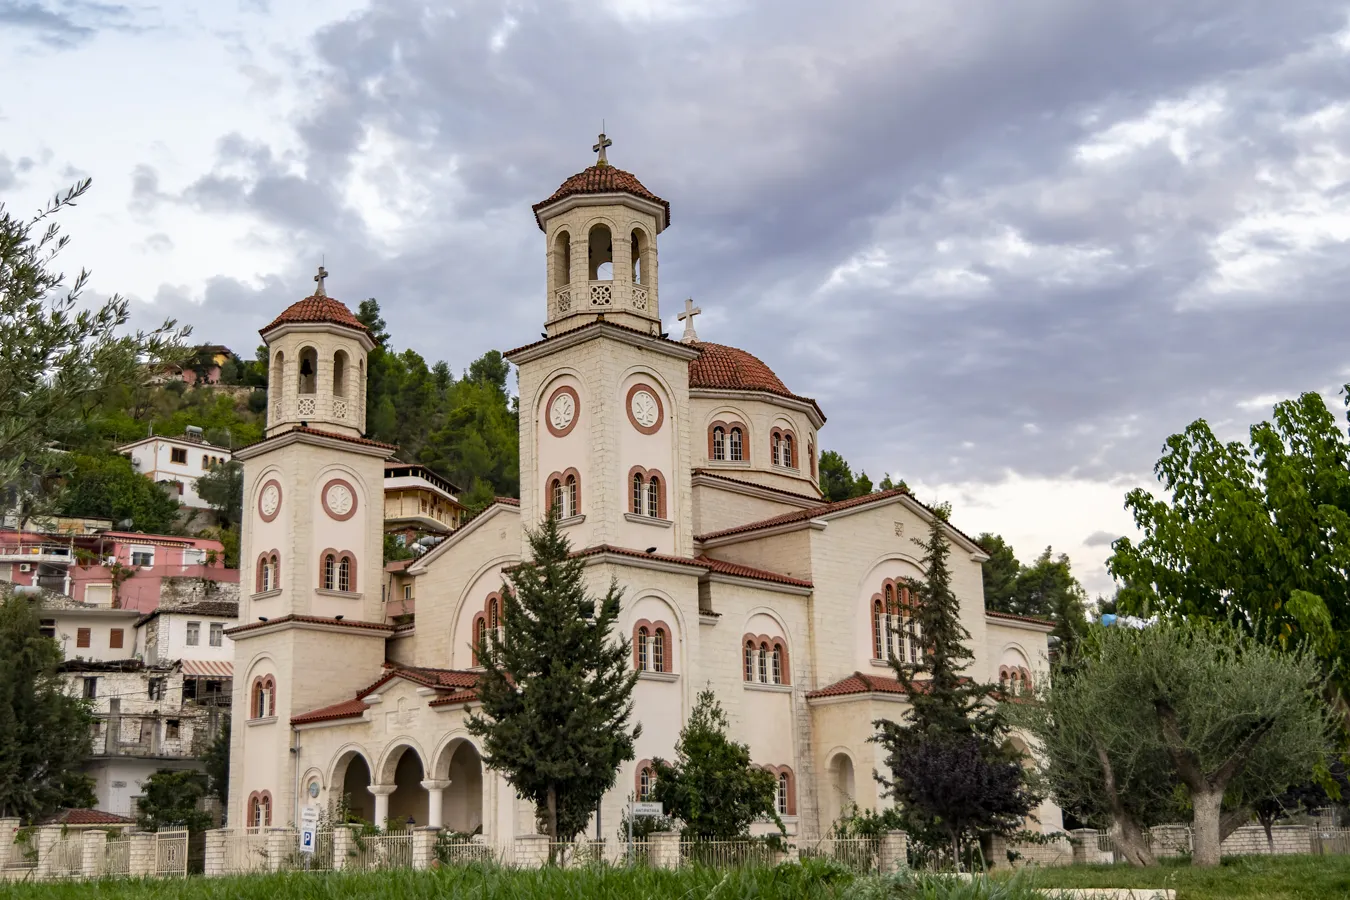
[{"xmin": 532, "ymin": 133, "xmax": 669, "ymax": 337}]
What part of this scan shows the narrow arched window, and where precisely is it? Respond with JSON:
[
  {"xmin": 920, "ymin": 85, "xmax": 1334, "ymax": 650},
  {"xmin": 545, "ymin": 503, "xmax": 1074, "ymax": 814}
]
[
  {"xmin": 298, "ymin": 347, "xmax": 317, "ymax": 394},
  {"xmin": 565, "ymin": 474, "xmax": 577, "ymax": 517},
  {"xmin": 259, "ymin": 794, "xmax": 271, "ymax": 827},
  {"xmin": 253, "ymin": 681, "xmax": 267, "ymax": 718},
  {"xmin": 744, "ymin": 641, "xmax": 755, "ymax": 681},
  {"xmin": 631, "ymin": 229, "xmax": 647, "ymax": 284},
  {"xmin": 476, "ymin": 617, "xmax": 487, "ymax": 661},
  {"xmin": 729, "ymin": 427, "xmax": 743, "ymax": 461},
  {"xmin": 771, "ymin": 645, "xmax": 782, "ymax": 684},
  {"xmin": 337, "ymin": 556, "xmax": 351, "ymax": 592},
  {"xmin": 637, "ymin": 627, "xmax": 649, "ymax": 671},
  {"xmin": 588, "ymin": 223, "xmax": 613, "ymax": 281},
  {"xmin": 758, "ymin": 642, "xmax": 769, "ymax": 683},
  {"xmin": 777, "ymin": 773, "xmax": 789, "ymax": 816},
  {"xmin": 809, "ymin": 440, "xmax": 816, "ymax": 478},
  {"xmin": 554, "ymin": 230, "xmax": 572, "ymax": 292},
  {"xmin": 551, "ymin": 478, "xmax": 562, "ymax": 516},
  {"xmin": 489, "ymin": 597, "xmax": 499, "ymax": 630},
  {"xmin": 333, "ymin": 350, "xmax": 348, "ymax": 397},
  {"xmin": 872, "ymin": 600, "xmax": 884, "ymax": 659},
  {"xmin": 772, "ymin": 433, "xmax": 782, "ymax": 465},
  {"xmin": 632, "ymin": 473, "xmax": 644, "ymax": 514},
  {"xmin": 638, "ymin": 767, "xmax": 653, "ymax": 801},
  {"xmin": 783, "ymin": 433, "xmax": 794, "ymax": 468},
  {"xmin": 323, "ymin": 554, "xmax": 336, "ymax": 591},
  {"xmin": 712, "ymin": 426, "xmax": 726, "ymax": 461},
  {"xmin": 653, "ymin": 628, "xmax": 666, "ymax": 673},
  {"xmin": 647, "ymin": 476, "xmax": 661, "ymax": 518}
]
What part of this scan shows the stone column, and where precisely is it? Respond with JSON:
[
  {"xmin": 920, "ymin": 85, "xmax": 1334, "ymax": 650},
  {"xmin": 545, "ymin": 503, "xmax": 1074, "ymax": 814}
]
[
  {"xmin": 987, "ymin": 832, "xmax": 1010, "ymax": 869},
  {"xmin": 204, "ymin": 829, "xmax": 229, "ymax": 876},
  {"xmin": 369, "ymin": 785, "xmax": 396, "ymax": 831},
  {"xmin": 128, "ymin": 833, "xmax": 156, "ymax": 877},
  {"xmin": 35, "ymin": 825, "xmax": 62, "ymax": 877},
  {"xmin": 0, "ymin": 817, "xmax": 20, "ymax": 869},
  {"xmin": 82, "ymin": 829, "xmax": 108, "ymax": 877},
  {"xmin": 514, "ymin": 834, "xmax": 549, "ymax": 869},
  {"xmin": 650, "ymin": 831, "xmax": 680, "ymax": 870},
  {"xmin": 265, "ymin": 827, "xmax": 290, "ymax": 872},
  {"xmin": 412, "ymin": 826, "xmax": 439, "ymax": 870},
  {"xmin": 421, "ymin": 780, "xmax": 450, "ymax": 830},
  {"xmin": 879, "ymin": 831, "xmax": 909, "ymax": 873},
  {"xmin": 333, "ymin": 826, "xmax": 356, "ymax": 871},
  {"xmin": 1070, "ymin": 828, "xmax": 1099, "ymax": 865}
]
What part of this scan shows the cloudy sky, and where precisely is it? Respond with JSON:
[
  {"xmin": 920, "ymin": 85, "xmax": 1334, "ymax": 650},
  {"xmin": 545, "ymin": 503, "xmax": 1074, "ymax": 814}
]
[{"xmin": 5, "ymin": 0, "xmax": 1350, "ymax": 596}]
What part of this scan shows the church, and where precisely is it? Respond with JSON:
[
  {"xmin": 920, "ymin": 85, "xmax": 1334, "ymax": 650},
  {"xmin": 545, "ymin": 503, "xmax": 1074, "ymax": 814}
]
[{"xmin": 224, "ymin": 138, "xmax": 1061, "ymax": 844}]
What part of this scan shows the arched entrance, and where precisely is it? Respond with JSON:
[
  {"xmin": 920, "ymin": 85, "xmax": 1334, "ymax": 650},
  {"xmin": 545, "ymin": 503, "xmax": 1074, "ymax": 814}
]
[
  {"xmin": 827, "ymin": 752, "xmax": 856, "ymax": 826},
  {"xmin": 380, "ymin": 744, "xmax": 429, "ymax": 828},
  {"xmin": 445, "ymin": 741, "xmax": 484, "ymax": 834},
  {"xmin": 334, "ymin": 750, "xmax": 374, "ymax": 824}
]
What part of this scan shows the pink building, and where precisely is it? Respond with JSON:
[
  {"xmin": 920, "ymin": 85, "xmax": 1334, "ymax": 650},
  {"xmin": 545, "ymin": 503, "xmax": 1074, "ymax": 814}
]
[{"xmin": 0, "ymin": 530, "xmax": 238, "ymax": 613}]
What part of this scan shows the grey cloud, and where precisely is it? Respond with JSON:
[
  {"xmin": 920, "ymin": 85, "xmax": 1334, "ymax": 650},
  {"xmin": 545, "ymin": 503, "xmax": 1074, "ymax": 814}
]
[
  {"xmin": 1083, "ymin": 531, "xmax": 1123, "ymax": 548},
  {"xmin": 0, "ymin": 154, "xmax": 34, "ymax": 190},
  {"xmin": 156, "ymin": 0, "xmax": 1350, "ymax": 500},
  {"xmin": 0, "ymin": 1, "xmax": 131, "ymax": 48}
]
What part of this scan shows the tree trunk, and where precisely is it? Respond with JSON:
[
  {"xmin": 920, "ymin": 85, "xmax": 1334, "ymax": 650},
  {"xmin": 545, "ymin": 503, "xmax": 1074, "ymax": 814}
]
[
  {"xmin": 1191, "ymin": 788, "xmax": 1223, "ymax": 867},
  {"xmin": 1262, "ymin": 819, "xmax": 1274, "ymax": 854},
  {"xmin": 546, "ymin": 786, "xmax": 559, "ymax": 865},
  {"xmin": 1221, "ymin": 806, "xmax": 1251, "ymax": 844},
  {"xmin": 1110, "ymin": 814, "xmax": 1158, "ymax": 868},
  {"xmin": 950, "ymin": 828, "xmax": 961, "ymax": 873}
]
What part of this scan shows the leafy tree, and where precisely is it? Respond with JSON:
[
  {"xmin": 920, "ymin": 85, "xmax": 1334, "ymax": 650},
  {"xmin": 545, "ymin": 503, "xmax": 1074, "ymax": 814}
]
[
  {"xmin": 976, "ymin": 533, "xmax": 1020, "ymax": 613},
  {"xmin": 196, "ymin": 460, "xmax": 243, "ymax": 528},
  {"xmin": 1108, "ymin": 391, "xmax": 1350, "ymax": 707},
  {"xmin": 203, "ymin": 720, "xmax": 230, "ymax": 806},
  {"xmin": 650, "ymin": 689, "xmax": 781, "ymax": 839},
  {"xmin": 58, "ymin": 452, "xmax": 180, "ymax": 533},
  {"xmin": 0, "ymin": 179, "xmax": 186, "ymax": 494},
  {"xmin": 977, "ymin": 535, "xmax": 1089, "ymax": 658},
  {"xmin": 467, "ymin": 513, "xmax": 639, "ymax": 853},
  {"xmin": 136, "ymin": 769, "xmax": 212, "ymax": 832},
  {"xmin": 818, "ymin": 450, "xmax": 862, "ymax": 502},
  {"xmin": 874, "ymin": 508, "xmax": 1036, "ymax": 866},
  {"xmin": 0, "ymin": 592, "xmax": 95, "ymax": 820}
]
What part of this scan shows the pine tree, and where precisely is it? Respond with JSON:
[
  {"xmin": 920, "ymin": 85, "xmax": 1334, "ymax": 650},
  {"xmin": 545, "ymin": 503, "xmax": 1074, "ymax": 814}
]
[
  {"xmin": 873, "ymin": 506, "xmax": 1036, "ymax": 867},
  {"xmin": 466, "ymin": 513, "xmax": 640, "ymax": 854}
]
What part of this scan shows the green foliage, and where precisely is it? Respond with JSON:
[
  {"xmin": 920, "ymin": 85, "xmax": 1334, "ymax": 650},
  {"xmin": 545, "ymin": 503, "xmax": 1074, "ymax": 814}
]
[
  {"xmin": 56, "ymin": 452, "xmax": 181, "ymax": 533},
  {"xmin": 615, "ymin": 792, "xmax": 674, "ymax": 842},
  {"xmin": 0, "ymin": 591, "xmax": 95, "ymax": 820},
  {"xmin": 136, "ymin": 769, "xmax": 213, "ymax": 832},
  {"xmin": 977, "ymin": 534, "xmax": 1089, "ymax": 656},
  {"xmin": 818, "ymin": 450, "xmax": 876, "ymax": 502},
  {"xmin": 466, "ymin": 513, "xmax": 639, "ymax": 845},
  {"xmin": 197, "ymin": 460, "xmax": 243, "ymax": 528},
  {"xmin": 650, "ymin": 689, "xmax": 781, "ymax": 839},
  {"xmin": 828, "ymin": 799, "xmax": 905, "ymax": 839},
  {"xmin": 1108, "ymin": 390, "xmax": 1350, "ymax": 706},
  {"xmin": 203, "ymin": 719, "xmax": 230, "ymax": 806},
  {"xmin": 383, "ymin": 533, "xmax": 415, "ymax": 565}
]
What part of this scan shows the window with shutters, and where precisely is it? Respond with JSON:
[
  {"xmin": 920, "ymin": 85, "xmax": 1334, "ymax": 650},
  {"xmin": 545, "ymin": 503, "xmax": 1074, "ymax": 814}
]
[
  {"xmin": 76, "ymin": 627, "xmax": 91, "ymax": 648},
  {"xmin": 109, "ymin": 628, "xmax": 124, "ymax": 649}
]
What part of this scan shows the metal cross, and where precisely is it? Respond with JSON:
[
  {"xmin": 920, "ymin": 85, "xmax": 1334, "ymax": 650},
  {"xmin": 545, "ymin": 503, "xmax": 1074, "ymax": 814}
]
[
  {"xmin": 313, "ymin": 265, "xmax": 329, "ymax": 297},
  {"xmin": 593, "ymin": 132, "xmax": 612, "ymax": 166},
  {"xmin": 677, "ymin": 298, "xmax": 702, "ymax": 343}
]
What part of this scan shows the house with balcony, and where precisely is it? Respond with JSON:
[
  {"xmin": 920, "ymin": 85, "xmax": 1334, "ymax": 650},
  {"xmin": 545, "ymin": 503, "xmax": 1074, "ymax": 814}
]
[
  {"xmin": 116, "ymin": 428, "xmax": 233, "ymax": 510},
  {"xmin": 382, "ymin": 462, "xmax": 465, "ymax": 543}
]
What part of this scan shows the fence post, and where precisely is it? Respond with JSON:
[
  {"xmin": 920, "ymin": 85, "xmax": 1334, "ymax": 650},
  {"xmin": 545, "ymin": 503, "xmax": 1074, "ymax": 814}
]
[
  {"xmin": 987, "ymin": 833, "xmax": 1010, "ymax": 869},
  {"xmin": 0, "ymin": 817, "xmax": 19, "ymax": 869},
  {"xmin": 129, "ymin": 833, "xmax": 157, "ymax": 877},
  {"xmin": 879, "ymin": 830, "xmax": 908, "ymax": 872},
  {"xmin": 333, "ymin": 826, "xmax": 356, "ymax": 870},
  {"xmin": 1069, "ymin": 828, "xmax": 1097, "ymax": 865},
  {"xmin": 35, "ymin": 825, "xmax": 62, "ymax": 878},
  {"xmin": 412, "ymin": 826, "xmax": 439, "ymax": 870},
  {"xmin": 514, "ymin": 834, "xmax": 549, "ymax": 868},
  {"xmin": 650, "ymin": 832, "xmax": 680, "ymax": 869},
  {"xmin": 204, "ymin": 829, "xmax": 228, "ymax": 876},
  {"xmin": 82, "ymin": 829, "xmax": 108, "ymax": 877},
  {"xmin": 265, "ymin": 827, "xmax": 290, "ymax": 871}
]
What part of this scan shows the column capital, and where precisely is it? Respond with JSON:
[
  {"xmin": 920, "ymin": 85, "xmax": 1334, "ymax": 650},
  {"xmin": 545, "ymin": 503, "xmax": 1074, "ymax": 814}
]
[
  {"xmin": 368, "ymin": 784, "xmax": 397, "ymax": 797},
  {"xmin": 420, "ymin": 779, "xmax": 451, "ymax": 791}
]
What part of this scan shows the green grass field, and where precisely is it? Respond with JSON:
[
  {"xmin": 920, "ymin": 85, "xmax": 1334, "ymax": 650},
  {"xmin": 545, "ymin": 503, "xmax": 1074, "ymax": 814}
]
[{"xmin": 2, "ymin": 855, "xmax": 1347, "ymax": 899}]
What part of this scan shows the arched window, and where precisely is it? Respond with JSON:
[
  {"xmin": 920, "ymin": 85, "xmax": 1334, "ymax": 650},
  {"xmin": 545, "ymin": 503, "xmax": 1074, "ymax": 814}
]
[
  {"xmin": 631, "ymin": 229, "xmax": 648, "ymax": 284},
  {"xmin": 772, "ymin": 432, "xmax": 783, "ymax": 466},
  {"xmin": 632, "ymin": 473, "xmax": 644, "ymax": 513},
  {"xmin": 298, "ymin": 346, "xmax": 317, "ymax": 394},
  {"xmin": 554, "ymin": 230, "xmax": 572, "ymax": 290},
  {"xmin": 322, "ymin": 554, "xmax": 336, "ymax": 591},
  {"xmin": 744, "ymin": 641, "xmax": 755, "ymax": 682},
  {"xmin": 475, "ymin": 616, "xmax": 487, "ymax": 665},
  {"xmin": 782, "ymin": 433, "xmax": 794, "ymax": 468},
  {"xmin": 489, "ymin": 597, "xmax": 499, "ymax": 630},
  {"xmin": 809, "ymin": 439, "xmax": 816, "ymax": 478},
  {"xmin": 551, "ymin": 478, "xmax": 564, "ymax": 517},
  {"xmin": 639, "ymin": 766, "xmax": 653, "ymax": 800},
  {"xmin": 758, "ymin": 642, "xmax": 769, "ymax": 683},
  {"xmin": 333, "ymin": 350, "xmax": 348, "ymax": 397},
  {"xmin": 646, "ymin": 477, "xmax": 660, "ymax": 518},
  {"xmin": 637, "ymin": 626, "xmax": 649, "ymax": 671},
  {"xmin": 771, "ymin": 645, "xmax": 782, "ymax": 684},
  {"xmin": 253, "ymin": 680, "xmax": 268, "ymax": 718},
  {"xmin": 729, "ymin": 427, "xmax": 743, "ymax": 461},
  {"xmin": 258, "ymin": 793, "xmax": 271, "ymax": 827},
  {"xmin": 337, "ymin": 555, "xmax": 351, "ymax": 592},
  {"xmin": 565, "ymin": 474, "xmax": 577, "ymax": 517},
  {"xmin": 588, "ymin": 224, "xmax": 613, "ymax": 280},
  {"xmin": 777, "ymin": 772, "xmax": 789, "ymax": 816},
  {"xmin": 712, "ymin": 426, "xmax": 726, "ymax": 461},
  {"xmin": 256, "ymin": 554, "xmax": 270, "ymax": 594},
  {"xmin": 653, "ymin": 627, "xmax": 666, "ymax": 673},
  {"xmin": 872, "ymin": 599, "xmax": 884, "ymax": 660}
]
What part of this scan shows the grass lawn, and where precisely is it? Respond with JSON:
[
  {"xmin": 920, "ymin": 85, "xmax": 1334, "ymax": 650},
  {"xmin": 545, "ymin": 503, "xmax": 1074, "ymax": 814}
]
[{"xmin": 1001, "ymin": 853, "xmax": 1350, "ymax": 900}]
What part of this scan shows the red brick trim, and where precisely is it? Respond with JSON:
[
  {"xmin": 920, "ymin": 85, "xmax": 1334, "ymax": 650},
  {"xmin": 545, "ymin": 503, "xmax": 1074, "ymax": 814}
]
[
  {"xmin": 544, "ymin": 385, "xmax": 581, "ymax": 438},
  {"xmin": 627, "ymin": 466, "xmax": 667, "ymax": 519},
  {"xmin": 707, "ymin": 421, "xmax": 749, "ymax": 461},
  {"xmin": 257, "ymin": 479, "xmax": 283, "ymax": 522},
  {"xmin": 625, "ymin": 383, "xmax": 665, "ymax": 435},
  {"xmin": 250, "ymin": 675, "xmax": 277, "ymax": 719},
  {"xmin": 635, "ymin": 759, "xmax": 656, "ymax": 800},
  {"xmin": 471, "ymin": 613, "xmax": 487, "ymax": 666},
  {"xmin": 741, "ymin": 632, "xmax": 790, "ymax": 685},
  {"xmin": 246, "ymin": 790, "xmax": 274, "ymax": 827},
  {"xmin": 321, "ymin": 478, "xmax": 358, "ymax": 521},
  {"xmin": 633, "ymin": 619, "xmax": 673, "ymax": 672}
]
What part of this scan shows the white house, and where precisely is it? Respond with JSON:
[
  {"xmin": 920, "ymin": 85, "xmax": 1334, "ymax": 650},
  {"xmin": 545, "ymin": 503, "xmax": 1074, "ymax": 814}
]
[{"xmin": 117, "ymin": 430, "xmax": 233, "ymax": 510}]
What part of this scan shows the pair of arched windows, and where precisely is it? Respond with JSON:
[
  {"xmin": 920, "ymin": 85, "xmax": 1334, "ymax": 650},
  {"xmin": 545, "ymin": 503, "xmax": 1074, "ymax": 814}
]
[
  {"xmin": 629, "ymin": 467, "xmax": 666, "ymax": 519},
  {"xmin": 999, "ymin": 666, "xmax": 1032, "ymax": 696},
  {"xmin": 546, "ymin": 469, "xmax": 581, "ymax": 519},
  {"xmin": 871, "ymin": 580, "xmax": 921, "ymax": 663},
  {"xmin": 635, "ymin": 760, "xmax": 656, "ymax": 800},
  {"xmin": 742, "ymin": 635, "xmax": 790, "ymax": 685},
  {"xmin": 247, "ymin": 791, "xmax": 272, "ymax": 828},
  {"xmin": 633, "ymin": 620, "xmax": 672, "ymax": 673},
  {"xmin": 255, "ymin": 551, "xmax": 280, "ymax": 594},
  {"xmin": 250, "ymin": 675, "xmax": 276, "ymax": 719},
  {"xmin": 760, "ymin": 765, "xmax": 796, "ymax": 816},
  {"xmin": 771, "ymin": 429, "xmax": 796, "ymax": 468},
  {"xmin": 471, "ymin": 593, "xmax": 506, "ymax": 666},
  {"xmin": 320, "ymin": 550, "xmax": 357, "ymax": 593},
  {"xmin": 709, "ymin": 423, "xmax": 746, "ymax": 462}
]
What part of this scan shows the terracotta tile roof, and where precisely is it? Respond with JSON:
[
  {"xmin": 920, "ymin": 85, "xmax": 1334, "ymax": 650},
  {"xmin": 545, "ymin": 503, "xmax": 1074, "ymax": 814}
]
[
  {"xmin": 236, "ymin": 426, "xmax": 398, "ymax": 454},
  {"xmin": 291, "ymin": 698, "xmax": 369, "ymax": 726},
  {"xmin": 374, "ymin": 664, "xmax": 479, "ymax": 692},
  {"xmin": 495, "ymin": 497, "xmax": 521, "ymax": 506},
  {"xmin": 224, "ymin": 614, "xmax": 395, "ymax": 637},
  {"xmin": 806, "ymin": 670, "xmax": 910, "ymax": 699},
  {"xmin": 503, "ymin": 320, "xmax": 694, "ymax": 359},
  {"xmin": 44, "ymin": 808, "xmax": 134, "ymax": 826},
  {"xmin": 532, "ymin": 165, "xmax": 670, "ymax": 230},
  {"xmin": 688, "ymin": 343, "xmax": 825, "ymax": 421},
  {"xmin": 135, "ymin": 599, "xmax": 239, "ymax": 627},
  {"xmin": 292, "ymin": 665, "xmax": 482, "ymax": 724},
  {"xmin": 986, "ymin": 609, "xmax": 1057, "ymax": 629},
  {"xmin": 429, "ymin": 688, "xmax": 480, "ymax": 707},
  {"xmin": 260, "ymin": 295, "xmax": 369, "ymax": 336},
  {"xmin": 567, "ymin": 544, "xmax": 809, "ymax": 588},
  {"xmin": 385, "ymin": 559, "xmax": 414, "ymax": 573},
  {"xmin": 696, "ymin": 489, "xmax": 909, "ymax": 542},
  {"xmin": 691, "ymin": 469, "xmax": 823, "ymax": 503}
]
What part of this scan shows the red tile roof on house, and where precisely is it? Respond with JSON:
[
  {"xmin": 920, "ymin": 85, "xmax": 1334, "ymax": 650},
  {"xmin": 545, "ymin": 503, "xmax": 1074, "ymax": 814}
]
[
  {"xmin": 291, "ymin": 665, "xmax": 482, "ymax": 725},
  {"xmin": 696, "ymin": 489, "xmax": 909, "ymax": 542},
  {"xmin": 986, "ymin": 609, "xmax": 1057, "ymax": 630},
  {"xmin": 806, "ymin": 671, "xmax": 911, "ymax": 700},
  {"xmin": 224, "ymin": 614, "xmax": 395, "ymax": 637},
  {"xmin": 260, "ymin": 295, "xmax": 369, "ymax": 336},
  {"xmin": 236, "ymin": 426, "xmax": 398, "ymax": 454},
  {"xmin": 567, "ymin": 544, "xmax": 810, "ymax": 588},
  {"xmin": 688, "ymin": 343, "xmax": 824, "ymax": 420},
  {"xmin": 532, "ymin": 165, "xmax": 670, "ymax": 229},
  {"xmin": 44, "ymin": 808, "xmax": 134, "ymax": 826}
]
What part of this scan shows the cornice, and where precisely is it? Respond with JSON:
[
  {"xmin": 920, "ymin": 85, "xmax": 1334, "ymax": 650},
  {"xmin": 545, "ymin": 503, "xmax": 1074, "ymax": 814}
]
[
  {"xmin": 689, "ymin": 387, "xmax": 826, "ymax": 429},
  {"xmin": 234, "ymin": 428, "xmax": 392, "ymax": 462},
  {"xmin": 505, "ymin": 321, "xmax": 701, "ymax": 366}
]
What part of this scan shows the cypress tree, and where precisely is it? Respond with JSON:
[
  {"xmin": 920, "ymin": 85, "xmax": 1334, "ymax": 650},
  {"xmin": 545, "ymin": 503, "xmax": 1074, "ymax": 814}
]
[{"xmin": 466, "ymin": 513, "xmax": 640, "ymax": 853}]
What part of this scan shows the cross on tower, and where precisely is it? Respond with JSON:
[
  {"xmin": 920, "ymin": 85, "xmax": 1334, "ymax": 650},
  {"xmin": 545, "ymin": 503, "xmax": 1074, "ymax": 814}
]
[
  {"xmin": 313, "ymin": 265, "xmax": 329, "ymax": 297},
  {"xmin": 677, "ymin": 298, "xmax": 702, "ymax": 343},
  {"xmin": 593, "ymin": 132, "xmax": 612, "ymax": 167}
]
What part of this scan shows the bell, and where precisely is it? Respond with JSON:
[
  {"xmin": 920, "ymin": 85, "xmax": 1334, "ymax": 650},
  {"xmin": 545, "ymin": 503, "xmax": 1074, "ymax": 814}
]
[{"xmin": 300, "ymin": 359, "xmax": 314, "ymax": 376}]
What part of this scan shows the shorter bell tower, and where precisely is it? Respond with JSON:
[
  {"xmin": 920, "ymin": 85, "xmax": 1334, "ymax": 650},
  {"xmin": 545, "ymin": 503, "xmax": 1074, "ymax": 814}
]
[{"xmin": 532, "ymin": 134, "xmax": 669, "ymax": 337}]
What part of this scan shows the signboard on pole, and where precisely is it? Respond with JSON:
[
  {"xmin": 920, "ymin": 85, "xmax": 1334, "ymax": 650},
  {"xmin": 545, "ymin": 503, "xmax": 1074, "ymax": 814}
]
[
  {"xmin": 299, "ymin": 806, "xmax": 319, "ymax": 855},
  {"xmin": 631, "ymin": 801, "xmax": 664, "ymax": 818}
]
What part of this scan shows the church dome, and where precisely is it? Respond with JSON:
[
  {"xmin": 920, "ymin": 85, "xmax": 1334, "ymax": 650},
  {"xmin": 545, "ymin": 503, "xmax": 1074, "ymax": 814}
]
[
  {"xmin": 260, "ymin": 295, "xmax": 368, "ymax": 337},
  {"xmin": 532, "ymin": 164, "xmax": 671, "ymax": 231},
  {"xmin": 689, "ymin": 342, "xmax": 793, "ymax": 397}
]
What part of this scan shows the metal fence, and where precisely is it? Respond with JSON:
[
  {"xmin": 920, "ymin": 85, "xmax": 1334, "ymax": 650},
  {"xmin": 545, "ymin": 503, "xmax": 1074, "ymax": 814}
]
[
  {"xmin": 348, "ymin": 832, "xmax": 414, "ymax": 871},
  {"xmin": 218, "ymin": 828, "xmax": 270, "ymax": 875},
  {"xmin": 105, "ymin": 834, "xmax": 132, "ymax": 876},
  {"xmin": 154, "ymin": 831, "xmax": 189, "ymax": 877},
  {"xmin": 437, "ymin": 836, "xmax": 495, "ymax": 866},
  {"xmin": 679, "ymin": 839, "xmax": 780, "ymax": 868},
  {"xmin": 46, "ymin": 833, "xmax": 83, "ymax": 877},
  {"xmin": 1313, "ymin": 828, "xmax": 1350, "ymax": 855},
  {"xmin": 797, "ymin": 837, "xmax": 882, "ymax": 873}
]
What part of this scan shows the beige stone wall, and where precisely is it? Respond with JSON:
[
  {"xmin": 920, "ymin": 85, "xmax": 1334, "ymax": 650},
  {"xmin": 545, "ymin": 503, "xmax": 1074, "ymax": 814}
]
[
  {"xmin": 689, "ymin": 395, "xmax": 821, "ymax": 498},
  {"xmin": 264, "ymin": 326, "xmax": 368, "ymax": 439},
  {"xmin": 810, "ymin": 696, "xmax": 903, "ymax": 823},
  {"xmin": 541, "ymin": 202, "xmax": 662, "ymax": 336},
  {"xmin": 985, "ymin": 620, "xmax": 1051, "ymax": 688},
  {"xmin": 691, "ymin": 482, "xmax": 809, "ymax": 536}
]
